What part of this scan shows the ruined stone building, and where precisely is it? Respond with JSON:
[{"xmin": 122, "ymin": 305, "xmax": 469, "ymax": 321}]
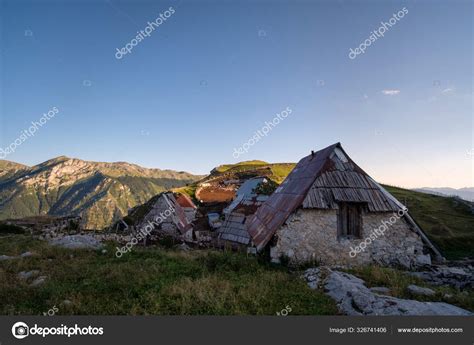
[{"xmin": 135, "ymin": 192, "xmax": 193, "ymax": 241}]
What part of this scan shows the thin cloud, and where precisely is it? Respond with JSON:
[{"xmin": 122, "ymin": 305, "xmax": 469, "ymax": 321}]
[
  {"xmin": 441, "ymin": 88, "xmax": 454, "ymax": 93},
  {"xmin": 381, "ymin": 89, "xmax": 400, "ymax": 96}
]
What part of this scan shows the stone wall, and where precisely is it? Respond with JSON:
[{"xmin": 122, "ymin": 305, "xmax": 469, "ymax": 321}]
[{"xmin": 269, "ymin": 209, "xmax": 428, "ymax": 268}]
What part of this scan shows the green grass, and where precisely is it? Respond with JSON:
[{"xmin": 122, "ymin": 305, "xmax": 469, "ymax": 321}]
[
  {"xmin": 172, "ymin": 184, "xmax": 198, "ymax": 202},
  {"xmin": 0, "ymin": 235, "xmax": 337, "ymax": 315},
  {"xmin": 214, "ymin": 160, "xmax": 270, "ymax": 173},
  {"xmin": 384, "ymin": 185, "xmax": 474, "ymax": 260},
  {"xmin": 347, "ymin": 265, "xmax": 474, "ymax": 312},
  {"xmin": 270, "ymin": 164, "xmax": 296, "ymax": 183}
]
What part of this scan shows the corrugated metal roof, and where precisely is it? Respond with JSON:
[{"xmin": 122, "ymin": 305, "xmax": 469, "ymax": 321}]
[
  {"xmin": 218, "ymin": 194, "xmax": 268, "ymax": 245},
  {"xmin": 247, "ymin": 143, "xmax": 405, "ymax": 250},
  {"xmin": 218, "ymin": 213, "xmax": 250, "ymax": 245}
]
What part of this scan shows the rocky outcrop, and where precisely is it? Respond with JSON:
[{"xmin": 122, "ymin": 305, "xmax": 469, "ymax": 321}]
[
  {"xmin": 406, "ymin": 285, "xmax": 435, "ymax": 296},
  {"xmin": 18, "ymin": 270, "xmax": 40, "ymax": 281},
  {"xmin": 49, "ymin": 235, "xmax": 103, "ymax": 250},
  {"xmin": 409, "ymin": 265, "xmax": 473, "ymax": 290},
  {"xmin": 303, "ymin": 268, "xmax": 472, "ymax": 316},
  {"xmin": 0, "ymin": 251, "xmax": 36, "ymax": 261}
]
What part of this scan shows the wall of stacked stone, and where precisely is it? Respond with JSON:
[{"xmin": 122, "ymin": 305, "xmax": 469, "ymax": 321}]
[{"xmin": 269, "ymin": 209, "xmax": 426, "ymax": 268}]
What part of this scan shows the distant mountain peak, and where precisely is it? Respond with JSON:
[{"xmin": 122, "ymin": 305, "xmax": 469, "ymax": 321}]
[{"xmin": 0, "ymin": 156, "xmax": 203, "ymax": 229}]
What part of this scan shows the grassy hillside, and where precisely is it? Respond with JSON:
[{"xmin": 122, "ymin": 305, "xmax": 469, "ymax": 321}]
[
  {"xmin": 214, "ymin": 160, "xmax": 270, "ymax": 173},
  {"xmin": 213, "ymin": 161, "xmax": 295, "ymax": 183},
  {"xmin": 384, "ymin": 185, "xmax": 474, "ymax": 260},
  {"xmin": 0, "ymin": 235, "xmax": 337, "ymax": 315},
  {"xmin": 1, "ymin": 235, "xmax": 472, "ymax": 315}
]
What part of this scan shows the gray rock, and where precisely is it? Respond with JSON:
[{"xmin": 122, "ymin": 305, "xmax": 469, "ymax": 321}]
[
  {"xmin": 409, "ymin": 265, "xmax": 473, "ymax": 290},
  {"xmin": 415, "ymin": 254, "xmax": 431, "ymax": 267},
  {"xmin": 323, "ymin": 271, "xmax": 471, "ymax": 316},
  {"xmin": 61, "ymin": 300, "xmax": 73, "ymax": 307},
  {"xmin": 18, "ymin": 270, "xmax": 40, "ymax": 280},
  {"xmin": 30, "ymin": 276, "xmax": 47, "ymax": 287},
  {"xmin": 20, "ymin": 251, "xmax": 34, "ymax": 258},
  {"xmin": 440, "ymin": 267, "xmax": 470, "ymax": 278},
  {"xmin": 177, "ymin": 243, "xmax": 191, "ymax": 251},
  {"xmin": 0, "ymin": 255, "xmax": 14, "ymax": 261},
  {"xmin": 49, "ymin": 235, "xmax": 103, "ymax": 250},
  {"xmin": 370, "ymin": 287, "xmax": 391, "ymax": 295},
  {"xmin": 407, "ymin": 284, "xmax": 436, "ymax": 296},
  {"xmin": 396, "ymin": 255, "xmax": 412, "ymax": 269}
]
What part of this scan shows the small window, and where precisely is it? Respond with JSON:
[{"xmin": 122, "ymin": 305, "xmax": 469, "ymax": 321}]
[{"xmin": 338, "ymin": 203, "xmax": 363, "ymax": 239}]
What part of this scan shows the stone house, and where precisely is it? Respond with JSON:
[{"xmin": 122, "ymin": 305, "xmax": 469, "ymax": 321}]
[{"xmin": 246, "ymin": 143, "xmax": 444, "ymax": 268}]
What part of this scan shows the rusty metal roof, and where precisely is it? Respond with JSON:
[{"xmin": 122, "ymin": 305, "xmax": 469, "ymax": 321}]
[
  {"xmin": 246, "ymin": 143, "xmax": 404, "ymax": 250},
  {"xmin": 175, "ymin": 193, "xmax": 197, "ymax": 209}
]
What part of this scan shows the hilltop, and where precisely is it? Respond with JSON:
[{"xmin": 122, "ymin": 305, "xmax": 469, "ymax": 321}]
[{"xmin": 174, "ymin": 161, "xmax": 295, "ymax": 203}]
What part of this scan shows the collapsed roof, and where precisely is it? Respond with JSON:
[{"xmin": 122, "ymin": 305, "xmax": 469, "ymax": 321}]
[
  {"xmin": 138, "ymin": 192, "xmax": 192, "ymax": 235},
  {"xmin": 219, "ymin": 177, "xmax": 269, "ymax": 245}
]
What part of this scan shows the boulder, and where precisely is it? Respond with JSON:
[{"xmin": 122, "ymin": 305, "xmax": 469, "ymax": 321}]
[
  {"xmin": 407, "ymin": 284, "xmax": 435, "ymax": 296},
  {"xmin": 18, "ymin": 270, "xmax": 40, "ymax": 281},
  {"xmin": 415, "ymin": 254, "xmax": 431, "ymax": 267},
  {"xmin": 409, "ymin": 265, "xmax": 473, "ymax": 290},
  {"xmin": 30, "ymin": 276, "xmax": 47, "ymax": 287},
  {"xmin": 61, "ymin": 300, "xmax": 73, "ymax": 307},
  {"xmin": 322, "ymin": 271, "xmax": 471, "ymax": 316}
]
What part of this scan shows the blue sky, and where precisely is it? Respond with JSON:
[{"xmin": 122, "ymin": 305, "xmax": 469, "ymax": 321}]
[{"xmin": 0, "ymin": 0, "xmax": 472, "ymax": 188}]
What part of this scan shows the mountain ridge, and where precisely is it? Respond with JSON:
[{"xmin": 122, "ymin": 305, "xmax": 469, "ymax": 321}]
[{"xmin": 0, "ymin": 156, "xmax": 204, "ymax": 229}]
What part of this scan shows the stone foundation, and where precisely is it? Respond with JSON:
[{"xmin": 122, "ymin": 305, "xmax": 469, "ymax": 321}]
[{"xmin": 270, "ymin": 209, "xmax": 427, "ymax": 268}]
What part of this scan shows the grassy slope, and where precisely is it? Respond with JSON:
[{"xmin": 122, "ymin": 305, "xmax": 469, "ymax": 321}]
[
  {"xmin": 215, "ymin": 162, "xmax": 295, "ymax": 183},
  {"xmin": 384, "ymin": 185, "xmax": 474, "ymax": 260},
  {"xmin": 214, "ymin": 160, "xmax": 270, "ymax": 173},
  {"xmin": 174, "ymin": 161, "xmax": 296, "ymax": 199},
  {"xmin": 0, "ymin": 235, "xmax": 337, "ymax": 315},
  {"xmin": 1, "ymin": 235, "xmax": 472, "ymax": 315}
]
